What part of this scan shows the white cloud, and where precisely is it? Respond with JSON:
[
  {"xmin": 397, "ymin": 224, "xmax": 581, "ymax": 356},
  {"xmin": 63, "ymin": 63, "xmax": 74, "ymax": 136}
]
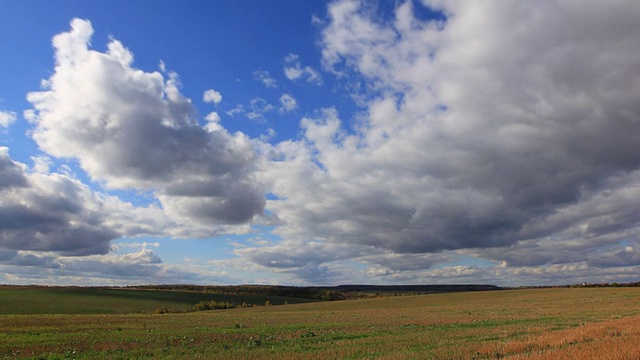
[
  {"xmin": 204, "ymin": 111, "xmax": 222, "ymax": 132},
  {"xmin": 115, "ymin": 241, "xmax": 161, "ymax": 249},
  {"xmin": 0, "ymin": 111, "xmax": 16, "ymax": 128},
  {"xmin": 0, "ymin": 146, "xmax": 237, "ymax": 258},
  {"xmin": 7, "ymin": 3, "xmax": 640, "ymax": 286},
  {"xmin": 259, "ymin": 128, "xmax": 276, "ymax": 142},
  {"xmin": 0, "ymin": 147, "xmax": 122, "ymax": 255},
  {"xmin": 26, "ymin": 19, "xmax": 265, "ymax": 228},
  {"xmin": 226, "ymin": 104, "xmax": 244, "ymax": 117},
  {"xmin": 0, "ymin": 248, "xmax": 211, "ymax": 285},
  {"xmin": 246, "ymin": 97, "xmax": 274, "ymax": 121},
  {"xmin": 284, "ymin": 53, "xmax": 299, "ymax": 63},
  {"xmin": 252, "ymin": 70, "xmax": 278, "ymax": 88},
  {"xmin": 205, "ymin": 111, "xmax": 221, "ymax": 123},
  {"xmin": 30, "ymin": 155, "xmax": 53, "ymax": 174},
  {"xmin": 0, "ymin": 145, "xmax": 250, "ymax": 283},
  {"xmin": 284, "ymin": 53, "xmax": 323, "ymax": 85},
  {"xmin": 245, "ymin": 0, "xmax": 640, "ymax": 284},
  {"xmin": 203, "ymin": 88, "xmax": 222, "ymax": 104},
  {"xmin": 278, "ymin": 93, "xmax": 298, "ymax": 113}
]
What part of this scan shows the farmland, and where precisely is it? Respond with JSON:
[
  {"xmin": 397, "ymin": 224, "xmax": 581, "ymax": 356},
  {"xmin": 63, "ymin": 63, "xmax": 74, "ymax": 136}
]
[
  {"xmin": 0, "ymin": 286, "xmax": 315, "ymax": 315},
  {"xmin": 2, "ymin": 287, "xmax": 640, "ymax": 359}
]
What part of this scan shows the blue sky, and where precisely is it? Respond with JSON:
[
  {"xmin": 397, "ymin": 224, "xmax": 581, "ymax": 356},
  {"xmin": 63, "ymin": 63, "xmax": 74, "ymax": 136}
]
[
  {"xmin": 1, "ymin": 1, "xmax": 334, "ymax": 158},
  {"xmin": 1, "ymin": 0, "xmax": 640, "ymax": 286}
]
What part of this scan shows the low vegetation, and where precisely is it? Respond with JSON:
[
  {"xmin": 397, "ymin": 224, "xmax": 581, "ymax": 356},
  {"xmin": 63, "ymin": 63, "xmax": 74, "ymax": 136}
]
[
  {"xmin": 0, "ymin": 286, "xmax": 312, "ymax": 315},
  {"xmin": 2, "ymin": 287, "xmax": 640, "ymax": 359}
]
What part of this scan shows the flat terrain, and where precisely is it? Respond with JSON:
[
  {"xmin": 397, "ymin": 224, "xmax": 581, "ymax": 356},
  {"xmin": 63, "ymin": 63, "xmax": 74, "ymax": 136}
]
[
  {"xmin": 2, "ymin": 287, "xmax": 640, "ymax": 359},
  {"xmin": 0, "ymin": 286, "xmax": 313, "ymax": 314}
]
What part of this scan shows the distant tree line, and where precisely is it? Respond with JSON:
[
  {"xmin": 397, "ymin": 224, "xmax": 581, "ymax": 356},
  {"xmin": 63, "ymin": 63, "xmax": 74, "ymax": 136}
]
[
  {"xmin": 129, "ymin": 284, "xmax": 502, "ymax": 302},
  {"xmin": 154, "ymin": 299, "xmax": 276, "ymax": 314},
  {"xmin": 518, "ymin": 281, "xmax": 640, "ymax": 289},
  {"xmin": 569, "ymin": 281, "xmax": 640, "ymax": 288},
  {"xmin": 133, "ymin": 284, "xmax": 335, "ymax": 300}
]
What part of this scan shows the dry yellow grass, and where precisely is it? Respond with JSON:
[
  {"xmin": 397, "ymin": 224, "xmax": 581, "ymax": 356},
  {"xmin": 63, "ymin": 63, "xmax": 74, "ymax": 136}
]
[{"xmin": 482, "ymin": 314, "xmax": 640, "ymax": 359}]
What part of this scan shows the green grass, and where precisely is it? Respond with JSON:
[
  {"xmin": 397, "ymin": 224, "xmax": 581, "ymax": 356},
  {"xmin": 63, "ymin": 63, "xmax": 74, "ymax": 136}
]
[
  {"xmin": 2, "ymin": 287, "xmax": 640, "ymax": 359},
  {"xmin": 0, "ymin": 286, "xmax": 314, "ymax": 314}
]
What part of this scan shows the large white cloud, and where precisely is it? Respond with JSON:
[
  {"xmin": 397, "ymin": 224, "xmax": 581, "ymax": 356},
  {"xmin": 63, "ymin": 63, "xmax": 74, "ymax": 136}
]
[
  {"xmin": 27, "ymin": 19, "xmax": 265, "ymax": 226},
  {"xmin": 248, "ymin": 0, "xmax": 640, "ymax": 283},
  {"xmin": 1, "ymin": 19, "xmax": 269, "ymax": 283}
]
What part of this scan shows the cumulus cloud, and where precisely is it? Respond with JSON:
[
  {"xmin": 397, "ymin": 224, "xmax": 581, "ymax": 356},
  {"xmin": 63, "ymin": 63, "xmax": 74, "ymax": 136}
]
[
  {"xmin": 0, "ymin": 147, "xmax": 220, "ymax": 259},
  {"xmin": 278, "ymin": 93, "xmax": 298, "ymax": 113},
  {"xmin": 26, "ymin": 19, "xmax": 264, "ymax": 226},
  {"xmin": 0, "ymin": 111, "xmax": 17, "ymax": 128},
  {"xmin": 0, "ymin": 147, "xmax": 117, "ymax": 255},
  {"xmin": 252, "ymin": 70, "xmax": 278, "ymax": 88},
  {"xmin": 7, "ymin": 3, "xmax": 640, "ymax": 286},
  {"xmin": 203, "ymin": 111, "xmax": 222, "ymax": 132},
  {"xmin": 203, "ymin": 89, "xmax": 222, "ymax": 105},
  {"xmin": 248, "ymin": 0, "xmax": 640, "ymax": 283},
  {"xmin": 284, "ymin": 53, "xmax": 323, "ymax": 85},
  {"xmin": 0, "ymin": 147, "xmax": 28, "ymax": 187}
]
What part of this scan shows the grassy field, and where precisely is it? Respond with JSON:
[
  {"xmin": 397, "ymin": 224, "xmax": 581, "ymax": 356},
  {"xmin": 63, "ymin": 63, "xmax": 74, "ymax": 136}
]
[
  {"xmin": 1, "ymin": 287, "xmax": 640, "ymax": 359},
  {"xmin": 0, "ymin": 286, "xmax": 314, "ymax": 315}
]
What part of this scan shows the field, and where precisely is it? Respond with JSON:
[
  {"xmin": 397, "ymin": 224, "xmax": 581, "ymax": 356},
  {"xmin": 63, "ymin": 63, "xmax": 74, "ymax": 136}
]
[
  {"xmin": 2, "ymin": 287, "xmax": 640, "ymax": 359},
  {"xmin": 0, "ymin": 286, "xmax": 314, "ymax": 314}
]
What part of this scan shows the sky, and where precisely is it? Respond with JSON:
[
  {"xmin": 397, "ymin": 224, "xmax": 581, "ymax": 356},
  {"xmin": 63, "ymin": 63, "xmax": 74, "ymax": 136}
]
[{"xmin": 1, "ymin": 0, "xmax": 640, "ymax": 287}]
